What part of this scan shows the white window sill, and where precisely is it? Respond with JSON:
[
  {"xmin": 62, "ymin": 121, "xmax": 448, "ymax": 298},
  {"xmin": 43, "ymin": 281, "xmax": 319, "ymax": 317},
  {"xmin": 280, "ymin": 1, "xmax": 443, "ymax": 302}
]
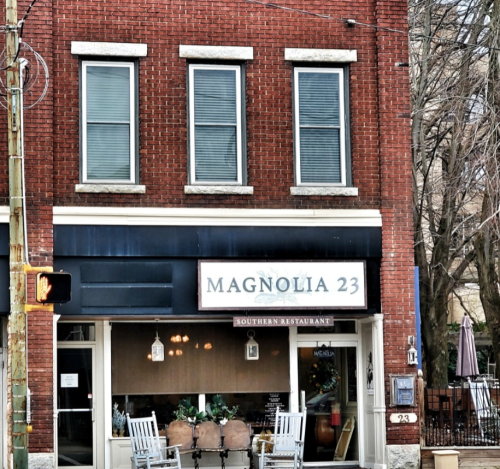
[
  {"xmin": 75, "ymin": 184, "xmax": 146, "ymax": 194},
  {"xmin": 184, "ymin": 185, "xmax": 254, "ymax": 195},
  {"xmin": 290, "ymin": 186, "xmax": 358, "ymax": 197}
]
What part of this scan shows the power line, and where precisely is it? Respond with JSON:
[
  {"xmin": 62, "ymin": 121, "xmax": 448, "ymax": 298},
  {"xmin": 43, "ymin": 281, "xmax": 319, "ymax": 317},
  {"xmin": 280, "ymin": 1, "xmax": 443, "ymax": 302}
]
[
  {"xmin": 1, "ymin": 0, "xmax": 39, "ymax": 71},
  {"xmin": 19, "ymin": 0, "xmax": 40, "ymax": 39},
  {"xmin": 243, "ymin": 0, "xmax": 500, "ymax": 53}
]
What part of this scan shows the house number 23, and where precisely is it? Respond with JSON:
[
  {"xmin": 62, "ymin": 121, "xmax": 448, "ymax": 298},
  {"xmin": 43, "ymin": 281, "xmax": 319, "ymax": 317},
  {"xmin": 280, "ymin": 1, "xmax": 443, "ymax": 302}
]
[{"xmin": 389, "ymin": 413, "xmax": 417, "ymax": 424}]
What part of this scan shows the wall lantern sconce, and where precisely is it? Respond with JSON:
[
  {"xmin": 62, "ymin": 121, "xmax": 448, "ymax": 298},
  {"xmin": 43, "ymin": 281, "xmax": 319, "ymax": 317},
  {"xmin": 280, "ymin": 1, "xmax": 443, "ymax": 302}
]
[
  {"xmin": 152, "ymin": 324, "xmax": 164, "ymax": 362},
  {"xmin": 407, "ymin": 335, "xmax": 418, "ymax": 365},
  {"xmin": 245, "ymin": 330, "xmax": 259, "ymax": 360}
]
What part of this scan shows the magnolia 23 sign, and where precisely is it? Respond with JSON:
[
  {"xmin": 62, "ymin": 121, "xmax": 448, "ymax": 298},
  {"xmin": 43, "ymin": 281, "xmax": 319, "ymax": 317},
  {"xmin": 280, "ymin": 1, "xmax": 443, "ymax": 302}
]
[{"xmin": 198, "ymin": 261, "xmax": 367, "ymax": 310}]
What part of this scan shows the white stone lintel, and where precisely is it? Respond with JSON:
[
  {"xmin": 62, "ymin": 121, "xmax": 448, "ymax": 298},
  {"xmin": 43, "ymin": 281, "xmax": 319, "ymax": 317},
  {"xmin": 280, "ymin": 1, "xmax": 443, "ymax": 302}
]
[
  {"xmin": 290, "ymin": 186, "xmax": 358, "ymax": 197},
  {"xmin": 285, "ymin": 48, "xmax": 357, "ymax": 63},
  {"xmin": 71, "ymin": 42, "xmax": 148, "ymax": 57},
  {"xmin": 75, "ymin": 184, "xmax": 146, "ymax": 194},
  {"xmin": 179, "ymin": 45, "xmax": 253, "ymax": 60},
  {"xmin": 184, "ymin": 185, "xmax": 254, "ymax": 195}
]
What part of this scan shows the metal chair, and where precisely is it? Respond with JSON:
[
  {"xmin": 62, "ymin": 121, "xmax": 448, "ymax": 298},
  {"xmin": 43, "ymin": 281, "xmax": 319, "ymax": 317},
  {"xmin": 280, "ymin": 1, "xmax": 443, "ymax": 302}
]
[
  {"xmin": 127, "ymin": 411, "xmax": 182, "ymax": 469},
  {"xmin": 259, "ymin": 408, "xmax": 307, "ymax": 469}
]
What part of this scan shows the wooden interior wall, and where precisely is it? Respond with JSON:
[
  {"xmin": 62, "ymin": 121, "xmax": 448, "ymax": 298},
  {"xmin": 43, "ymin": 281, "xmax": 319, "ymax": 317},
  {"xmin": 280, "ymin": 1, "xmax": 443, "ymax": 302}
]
[{"xmin": 112, "ymin": 323, "xmax": 290, "ymax": 394}]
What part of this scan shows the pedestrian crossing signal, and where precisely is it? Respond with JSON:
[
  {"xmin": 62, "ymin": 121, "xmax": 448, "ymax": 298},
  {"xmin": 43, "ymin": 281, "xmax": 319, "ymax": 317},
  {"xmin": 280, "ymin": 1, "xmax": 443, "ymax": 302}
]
[{"xmin": 36, "ymin": 272, "xmax": 72, "ymax": 304}]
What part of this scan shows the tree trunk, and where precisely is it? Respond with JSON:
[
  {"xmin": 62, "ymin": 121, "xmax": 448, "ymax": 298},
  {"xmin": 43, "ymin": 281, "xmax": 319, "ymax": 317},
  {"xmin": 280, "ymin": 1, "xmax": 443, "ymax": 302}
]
[{"xmin": 419, "ymin": 271, "xmax": 451, "ymax": 387}]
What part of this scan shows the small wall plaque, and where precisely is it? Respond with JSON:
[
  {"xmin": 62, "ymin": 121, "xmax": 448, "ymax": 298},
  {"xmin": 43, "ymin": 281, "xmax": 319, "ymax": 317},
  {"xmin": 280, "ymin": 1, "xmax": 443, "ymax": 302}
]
[{"xmin": 389, "ymin": 413, "xmax": 418, "ymax": 424}]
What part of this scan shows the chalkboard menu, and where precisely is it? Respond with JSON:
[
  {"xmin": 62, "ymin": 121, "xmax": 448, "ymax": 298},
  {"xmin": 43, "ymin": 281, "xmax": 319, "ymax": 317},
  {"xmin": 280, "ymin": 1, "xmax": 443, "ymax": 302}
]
[{"xmin": 265, "ymin": 393, "xmax": 284, "ymax": 427}]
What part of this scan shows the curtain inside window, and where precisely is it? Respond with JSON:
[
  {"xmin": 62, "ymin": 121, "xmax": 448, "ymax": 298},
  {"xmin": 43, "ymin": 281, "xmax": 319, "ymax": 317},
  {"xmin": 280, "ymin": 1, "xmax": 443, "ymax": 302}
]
[
  {"xmin": 86, "ymin": 65, "xmax": 131, "ymax": 180},
  {"xmin": 112, "ymin": 323, "xmax": 290, "ymax": 394},
  {"xmin": 193, "ymin": 69, "xmax": 238, "ymax": 182},
  {"xmin": 298, "ymin": 71, "xmax": 341, "ymax": 184}
]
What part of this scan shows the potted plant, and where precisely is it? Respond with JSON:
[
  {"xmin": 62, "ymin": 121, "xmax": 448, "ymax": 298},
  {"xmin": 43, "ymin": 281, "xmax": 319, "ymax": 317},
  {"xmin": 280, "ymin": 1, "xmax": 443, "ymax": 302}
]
[
  {"xmin": 112, "ymin": 403, "xmax": 126, "ymax": 437},
  {"xmin": 168, "ymin": 398, "xmax": 206, "ymax": 449},
  {"xmin": 173, "ymin": 397, "xmax": 207, "ymax": 425},
  {"xmin": 205, "ymin": 394, "xmax": 239, "ymax": 425}
]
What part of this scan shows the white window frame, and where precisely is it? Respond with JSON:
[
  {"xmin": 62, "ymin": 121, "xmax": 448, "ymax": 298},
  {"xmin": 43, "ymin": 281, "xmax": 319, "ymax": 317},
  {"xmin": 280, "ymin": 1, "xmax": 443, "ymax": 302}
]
[
  {"xmin": 188, "ymin": 64, "xmax": 243, "ymax": 185},
  {"xmin": 294, "ymin": 67, "xmax": 346, "ymax": 187},
  {"xmin": 81, "ymin": 61, "xmax": 136, "ymax": 184}
]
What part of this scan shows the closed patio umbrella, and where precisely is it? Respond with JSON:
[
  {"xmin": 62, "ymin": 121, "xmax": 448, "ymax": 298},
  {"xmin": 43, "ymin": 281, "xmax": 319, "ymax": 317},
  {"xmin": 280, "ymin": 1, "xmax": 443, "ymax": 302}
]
[{"xmin": 456, "ymin": 314, "xmax": 479, "ymax": 379}]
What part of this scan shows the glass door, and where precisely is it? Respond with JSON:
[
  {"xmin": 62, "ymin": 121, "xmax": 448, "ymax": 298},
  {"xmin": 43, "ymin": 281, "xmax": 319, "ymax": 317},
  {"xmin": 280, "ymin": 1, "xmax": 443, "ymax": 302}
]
[
  {"xmin": 57, "ymin": 346, "xmax": 95, "ymax": 468},
  {"xmin": 298, "ymin": 345, "xmax": 359, "ymax": 464}
]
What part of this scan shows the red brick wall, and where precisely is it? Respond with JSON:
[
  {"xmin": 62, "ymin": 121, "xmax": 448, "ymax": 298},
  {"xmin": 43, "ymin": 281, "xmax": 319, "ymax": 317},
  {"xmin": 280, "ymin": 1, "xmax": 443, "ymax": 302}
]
[
  {"xmin": 0, "ymin": 0, "xmax": 417, "ymax": 452},
  {"xmin": 0, "ymin": 0, "xmax": 56, "ymax": 454},
  {"xmin": 49, "ymin": 0, "xmax": 382, "ymax": 209},
  {"xmin": 27, "ymin": 0, "xmax": 55, "ymax": 452},
  {"xmin": 375, "ymin": 0, "xmax": 419, "ymax": 445}
]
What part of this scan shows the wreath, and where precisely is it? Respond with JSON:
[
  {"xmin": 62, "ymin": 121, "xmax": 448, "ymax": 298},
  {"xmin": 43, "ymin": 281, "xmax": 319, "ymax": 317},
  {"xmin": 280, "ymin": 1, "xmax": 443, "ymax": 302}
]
[{"xmin": 309, "ymin": 360, "xmax": 340, "ymax": 394}]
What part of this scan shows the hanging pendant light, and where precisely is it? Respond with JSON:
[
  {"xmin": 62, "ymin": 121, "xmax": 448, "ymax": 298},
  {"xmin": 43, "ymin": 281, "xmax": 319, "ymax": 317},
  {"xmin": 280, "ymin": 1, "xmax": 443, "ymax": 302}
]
[
  {"xmin": 245, "ymin": 330, "xmax": 259, "ymax": 360},
  {"xmin": 152, "ymin": 324, "xmax": 164, "ymax": 361}
]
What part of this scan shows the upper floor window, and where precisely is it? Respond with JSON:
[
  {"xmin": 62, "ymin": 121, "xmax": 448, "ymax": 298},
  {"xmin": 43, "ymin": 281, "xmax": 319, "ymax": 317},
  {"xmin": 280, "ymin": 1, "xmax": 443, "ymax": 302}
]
[
  {"xmin": 188, "ymin": 64, "xmax": 244, "ymax": 185},
  {"xmin": 294, "ymin": 67, "xmax": 348, "ymax": 186},
  {"xmin": 81, "ymin": 61, "xmax": 137, "ymax": 184}
]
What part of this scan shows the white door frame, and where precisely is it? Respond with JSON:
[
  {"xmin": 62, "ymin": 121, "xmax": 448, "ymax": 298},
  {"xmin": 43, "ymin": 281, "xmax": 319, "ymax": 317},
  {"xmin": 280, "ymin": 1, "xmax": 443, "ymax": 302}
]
[
  {"xmin": 55, "ymin": 341, "xmax": 97, "ymax": 469},
  {"xmin": 289, "ymin": 325, "xmax": 363, "ymax": 467}
]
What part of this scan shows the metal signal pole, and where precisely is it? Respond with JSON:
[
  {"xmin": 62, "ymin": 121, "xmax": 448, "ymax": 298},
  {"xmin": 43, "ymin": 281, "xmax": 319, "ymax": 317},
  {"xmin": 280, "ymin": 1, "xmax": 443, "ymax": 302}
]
[{"xmin": 6, "ymin": 0, "xmax": 29, "ymax": 465}]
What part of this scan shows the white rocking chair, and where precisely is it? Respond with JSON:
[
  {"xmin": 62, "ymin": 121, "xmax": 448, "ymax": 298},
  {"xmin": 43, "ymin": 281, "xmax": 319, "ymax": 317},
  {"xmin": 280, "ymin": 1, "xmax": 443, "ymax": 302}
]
[
  {"xmin": 259, "ymin": 408, "xmax": 307, "ymax": 469},
  {"xmin": 468, "ymin": 378, "xmax": 500, "ymax": 442},
  {"xmin": 127, "ymin": 412, "xmax": 182, "ymax": 469}
]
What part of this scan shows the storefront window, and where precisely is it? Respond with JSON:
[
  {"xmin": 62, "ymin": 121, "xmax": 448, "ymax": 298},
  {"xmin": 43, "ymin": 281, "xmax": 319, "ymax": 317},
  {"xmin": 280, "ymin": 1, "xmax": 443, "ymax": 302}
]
[
  {"xmin": 111, "ymin": 323, "xmax": 290, "ymax": 431},
  {"xmin": 205, "ymin": 393, "xmax": 289, "ymax": 430},
  {"xmin": 57, "ymin": 323, "xmax": 95, "ymax": 341}
]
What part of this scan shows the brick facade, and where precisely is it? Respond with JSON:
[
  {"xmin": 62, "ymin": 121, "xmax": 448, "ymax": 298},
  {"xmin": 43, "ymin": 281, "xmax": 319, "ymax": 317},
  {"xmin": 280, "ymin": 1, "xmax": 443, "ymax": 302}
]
[{"xmin": 0, "ymin": 0, "xmax": 416, "ymax": 460}]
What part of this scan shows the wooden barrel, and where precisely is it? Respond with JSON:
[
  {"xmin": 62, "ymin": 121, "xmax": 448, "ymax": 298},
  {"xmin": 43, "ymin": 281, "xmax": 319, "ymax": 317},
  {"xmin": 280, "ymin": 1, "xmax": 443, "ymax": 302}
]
[
  {"xmin": 223, "ymin": 420, "xmax": 251, "ymax": 449},
  {"xmin": 167, "ymin": 421, "xmax": 195, "ymax": 450},
  {"xmin": 196, "ymin": 421, "xmax": 222, "ymax": 449}
]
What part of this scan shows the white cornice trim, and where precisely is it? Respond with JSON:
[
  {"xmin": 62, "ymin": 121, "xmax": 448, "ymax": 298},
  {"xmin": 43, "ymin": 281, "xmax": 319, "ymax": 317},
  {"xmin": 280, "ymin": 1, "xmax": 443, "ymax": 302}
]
[
  {"xmin": 52, "ymin": 207, "xmax": 382, "ymax": 227},
  {"xmin": 0, "ymin": 206, "xmax": 383, "ymax": 227}
]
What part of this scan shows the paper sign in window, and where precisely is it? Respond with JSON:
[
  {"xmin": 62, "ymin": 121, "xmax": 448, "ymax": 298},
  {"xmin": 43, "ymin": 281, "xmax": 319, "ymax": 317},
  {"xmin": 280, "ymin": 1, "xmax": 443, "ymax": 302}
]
[{"xmin": 61, "ymin": 373, "xmax": 79, "ymax": 388}]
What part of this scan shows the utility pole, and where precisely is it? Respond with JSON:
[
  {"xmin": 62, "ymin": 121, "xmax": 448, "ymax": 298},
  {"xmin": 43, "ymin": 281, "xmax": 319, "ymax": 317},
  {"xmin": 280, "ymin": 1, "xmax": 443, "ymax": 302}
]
[{"xmin": 6, "ymin": 0, "xmax": 29, "ymax": 466}]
